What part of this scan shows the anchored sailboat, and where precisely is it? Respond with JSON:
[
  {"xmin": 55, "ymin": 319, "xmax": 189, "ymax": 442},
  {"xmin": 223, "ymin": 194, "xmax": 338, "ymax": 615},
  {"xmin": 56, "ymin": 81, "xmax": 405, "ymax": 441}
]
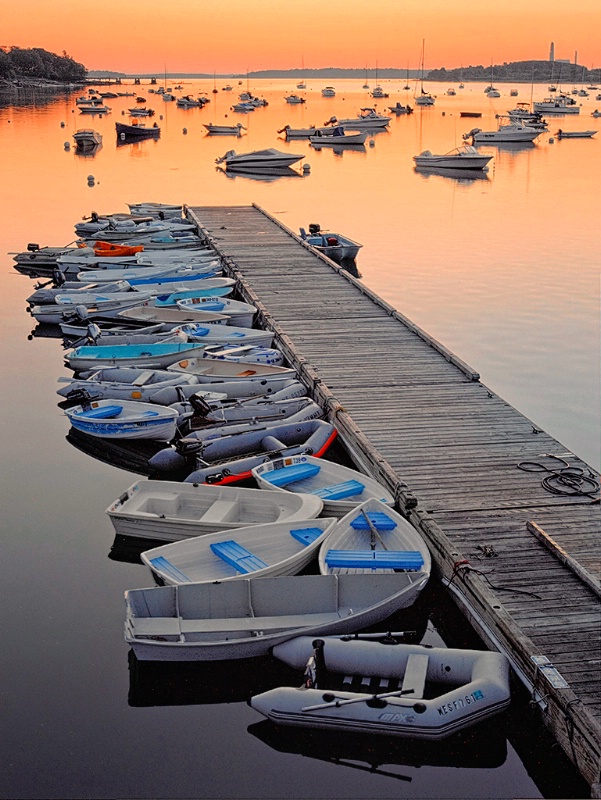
[{"xmin": 414, "ymin": 41, "xmax": 435, "ymax": 106}]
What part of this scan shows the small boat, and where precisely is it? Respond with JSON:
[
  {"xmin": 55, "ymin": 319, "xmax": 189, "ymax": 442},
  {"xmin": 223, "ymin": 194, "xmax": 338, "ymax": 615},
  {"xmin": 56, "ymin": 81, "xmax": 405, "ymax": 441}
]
[
  {"xmin": 278, "ymin": 124, "xmax": 335, "ymax": 140},
  {"xmin": 30, "ymin": 297, "xmax": 147, "ymax": 325},
  {"xmin": 166, "ymin": 356, "xmax": 295, "ymax": 382},
  {"xmin": 79, "ymin": 104, "xmax": 111, "ymax": 114},
  {"xmin": 533, "ymin": 95, "xmax": 580, "ymax": 115},
  {"xmin": 140, "ymin": 517, "xmax": 336, "ymax": 585},
  {"xmin": 92, "ymin": 241, "xmax": 146, "ymax": 256},
  {"xmin": 149, "ymin": 378, "xmax": 307, "ymax": 406},
  {"xmin": 215, "ymin": 148, "xmax": 305, "ymax": 170},
  {"xmin": 285, "ymin": 94, "xmax": 306, "ymax": 104},
  {"xmin": 76, "ymin": 263, "xmax": 215, "ymax": 283},
  {"xmin": 127, "ymin": 203, "xmax": 183, "ymax": 216},
  {"xmin": 388, "ymin": 103, "xmax": 413, "ymax": 115},
  {"xmin": 73, "ymin": 129, "xmax": 103, "ymax": 149},
  {"xmin": 330, "ymin": 108, "xmax": 391, "ymax": 130},
  {"xmin": 57, "ymin": 367, "xmax": 202, "ymax": 402},
  {"xmin": 370, "ymin": 86, "xmax": 389, "ymax": 98},
  {"xmin": 65, "ymin": 398, "xmax": 178, "ymax": 441},
  {"xmin": 124, "ymin": 572, "xmax": 428, "ymax": 661},
  {"xmin": 174, "ymin": 322, "xmax": 274, "ymax": 347},
  {"xmin": 459, "ymin": 111, "xmax": 482, "ymax": 118},
  {"xmin": 176, "ymin": 95, "xmax": 206, "ymax": 108},
  {"xmin": 152, "ymin": 280, "xmax": 236, "ymax": 306},
  {"xmin": 321, "ymin": 87, "xmax": 336, "ymax": 97},
  {"xmin": 203, "ymin": 123, "xmax": 246, "ymax": 135},
  {"xmin": 127, "ymin": 107, "xmax": 155, "ymax": 117},
  {"xmin": 251, "ymin": 455, "xmax": 394, "ymax": 518},
  {"xmin": 463, "ymin": 118, "xmax": 541, "ymax": 144},
  {"xmin": 318, "ymin": 498, "xmax": 431, "ymax": 586},
  {"xmin": 413, "ymin": 144, "xmax": 493, "ymax": 170},
  {"xmin": 299, "ymin": 224, "xmax": 362, "ymax": 264},
  {"xmin": 556, "ymin": 129, "xmax": 597, "ymax": 139},
  {"xmin": 116, "ymin": 121, "xmax": 161, "ymax": 140},
  {"xmin": 117, "ymin": 305, "xmax": 229, "ymax": 328},
  {"xmin": 250, "ymin": 636, "xmax": 511, "ymax": 739},
  {"xmin": 175, "ymin": 296, "xmax": 257, "ymax": 327},
  {"xmin": 108, "ymin": 480, "xmax": 325, "ymax": 542},
  {"xmin": 64, "ymin": 341, "xmax": 213, "ymax": 372},
  {"xmin": 172, "ymin": 395, "xmax": 324, "ymax": 442},
  {"xmin": 200, "ymin": 343, "xmax": 284, "ymax": 366},
  {"xmin": 309, "ymin": 127, "xmax": 368, "ymax": 146},
  {"xmin": 149, "ymin": 418, "xmax": 337, "ymax": 483},
  {"xmin": 446, "ymin": 88, "xmax": 456, "ymax": 96}
]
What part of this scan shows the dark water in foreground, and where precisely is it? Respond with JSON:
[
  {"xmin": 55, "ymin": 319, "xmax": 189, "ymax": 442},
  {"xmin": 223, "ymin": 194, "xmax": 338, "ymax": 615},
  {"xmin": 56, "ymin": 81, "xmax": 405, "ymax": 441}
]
[{"xmin": 0, "ymin": 80, "xmax": 596, "ymax": 799}]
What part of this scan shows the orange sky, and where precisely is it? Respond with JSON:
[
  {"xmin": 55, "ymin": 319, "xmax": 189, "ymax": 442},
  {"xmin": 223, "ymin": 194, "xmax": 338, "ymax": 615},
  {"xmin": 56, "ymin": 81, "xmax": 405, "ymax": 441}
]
[{"xmin": 3, "ymin": 0, "xmax": 600, "ymax": 74}]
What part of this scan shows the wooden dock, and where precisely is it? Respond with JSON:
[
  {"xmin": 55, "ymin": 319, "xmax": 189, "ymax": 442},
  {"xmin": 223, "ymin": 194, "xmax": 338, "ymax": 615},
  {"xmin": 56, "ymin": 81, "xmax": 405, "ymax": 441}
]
[{"xmin": 188, "ymin": 203, "xmax": 601, "ymax": 793}]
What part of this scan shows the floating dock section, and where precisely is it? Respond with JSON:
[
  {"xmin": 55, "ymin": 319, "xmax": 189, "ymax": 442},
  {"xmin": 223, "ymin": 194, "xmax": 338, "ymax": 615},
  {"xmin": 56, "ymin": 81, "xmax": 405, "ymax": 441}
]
[{"xmin": 187, "ymin": 203, "xmax": 601, "ymax": 794}]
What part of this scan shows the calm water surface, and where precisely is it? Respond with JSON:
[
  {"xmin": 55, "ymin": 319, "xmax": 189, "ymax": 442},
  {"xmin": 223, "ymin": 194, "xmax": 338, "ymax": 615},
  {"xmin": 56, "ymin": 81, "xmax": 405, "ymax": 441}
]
[{"xmin": 0, "ymin": 78, "xmax": 597, "ymax": 799}]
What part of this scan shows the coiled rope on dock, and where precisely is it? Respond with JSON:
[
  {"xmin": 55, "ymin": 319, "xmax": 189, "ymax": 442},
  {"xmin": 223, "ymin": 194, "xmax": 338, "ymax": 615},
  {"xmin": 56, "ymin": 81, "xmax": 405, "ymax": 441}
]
[{"xmin": 517, "ymin": 454, "xmax": 600, "ymax": 498}]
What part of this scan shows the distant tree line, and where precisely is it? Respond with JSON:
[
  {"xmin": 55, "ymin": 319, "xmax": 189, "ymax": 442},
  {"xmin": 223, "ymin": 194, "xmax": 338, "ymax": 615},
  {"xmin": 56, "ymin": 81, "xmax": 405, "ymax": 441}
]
[
  {"xmin": 428, "ymin": 60, "xmax": 596, "ymax": 83},
  {"xmin": 0, "ymin": 47, "xmax": 87, "ymax": 82}
]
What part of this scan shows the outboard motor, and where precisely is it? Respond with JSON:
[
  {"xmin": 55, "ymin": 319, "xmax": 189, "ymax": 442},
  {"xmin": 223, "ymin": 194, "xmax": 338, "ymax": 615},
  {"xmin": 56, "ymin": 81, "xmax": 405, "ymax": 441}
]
[
  {"xmin": 303, "ymin": 639, "xmax": 327, "ymax": 688},
  {"xmin": 27, "ymin": 243, "xmax": 40, "ymax": 252},
  {"xmin": 148, "ymin": 437, "xmax": 205, "ymax": 473},
  {"xmin": 52, "ymin": 268, "xmax": 66, "ymax": 287},
  {"xmin": 308, "ymin": 223, "xmax": 321, "ymax": 235},
  {"xmin": 65, "ymin": 388, "xmax": 93, "ymax": 410}
]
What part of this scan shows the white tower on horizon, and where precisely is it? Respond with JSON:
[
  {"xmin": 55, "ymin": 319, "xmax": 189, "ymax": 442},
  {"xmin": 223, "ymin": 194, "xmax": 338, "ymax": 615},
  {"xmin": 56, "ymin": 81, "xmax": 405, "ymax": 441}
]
[{"xmin": 549, "ymin": 41, "xmax": 555, "ymax": 62}]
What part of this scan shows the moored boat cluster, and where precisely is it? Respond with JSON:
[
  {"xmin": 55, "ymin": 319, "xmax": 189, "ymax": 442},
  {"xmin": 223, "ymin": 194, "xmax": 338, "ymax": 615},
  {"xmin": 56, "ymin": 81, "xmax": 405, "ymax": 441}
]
[{"xmin": 14, "ymin": 206, "xmax": 510, "ymax": 739}]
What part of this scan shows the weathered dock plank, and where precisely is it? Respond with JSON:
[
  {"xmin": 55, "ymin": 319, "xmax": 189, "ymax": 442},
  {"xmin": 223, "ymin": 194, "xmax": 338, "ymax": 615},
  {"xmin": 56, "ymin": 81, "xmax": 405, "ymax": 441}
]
[{"xmin": 187, "ymin": 203, "xmax": 601, "ymax": 792}]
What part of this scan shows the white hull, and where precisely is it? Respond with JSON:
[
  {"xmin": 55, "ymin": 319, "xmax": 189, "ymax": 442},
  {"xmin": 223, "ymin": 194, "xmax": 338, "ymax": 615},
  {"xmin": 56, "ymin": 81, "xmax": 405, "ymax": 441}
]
[
  {"xmin": 252, "ymin": 455, "xmax": 394, "ymax": 518},
  {"xmin": 140, "ymin": 517, "xmax": 336, "ymax": 583},
  {"xmin": 125, "ymin": 573, "xmax": 429, "ymax": 661},
  {"xmin": 413, "ymin": 146, "xmax": 492, "ymax": 170},
  {"xmin": 65, "ymin": 399, "xmax": 178, "ymax": 441},
  {"xmin": 216, "ymin": 148, "xmax": 304, "ymax": 169},
  {"xmin": 166, "ymin": 357, "xmax": 296, "ymax": 382},
  {"xmin": 251, "ymin": 637, "xmax": 511, "ymax": 740},
  {"xmin": 108, "ymin": 480, "xmax": 324, "ymax": 542}
]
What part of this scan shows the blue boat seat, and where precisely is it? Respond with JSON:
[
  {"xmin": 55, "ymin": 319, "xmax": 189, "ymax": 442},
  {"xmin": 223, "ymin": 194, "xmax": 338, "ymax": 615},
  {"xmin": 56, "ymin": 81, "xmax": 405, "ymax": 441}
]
[
  {"xmin": 289, "ymin": 527, "xmax": 323, "ymax": 546},
  {"xmin": 77, "ymin": 404, "xmax": 123, "ymax": 419},
  {"xmin": 148, "ymin": 556, "xmax": 192, "ymax": 583},
  {"xmin": 262, "ymin": 462, "xmax": 321, "ymax": 487},
  {"xmin": 210, "ymin": 540, "xmax": 269, "ymax": 574},
  {"xmin": 311, "ymin": 479, "xmax": 365, "ymax": 501},
  {"xmin": 324, "ymin": 549, "xmax": 425, "ymax": 570},
  {"xmin": 350, "ymin": 511, "xmax": 396, "ymax": 531}
]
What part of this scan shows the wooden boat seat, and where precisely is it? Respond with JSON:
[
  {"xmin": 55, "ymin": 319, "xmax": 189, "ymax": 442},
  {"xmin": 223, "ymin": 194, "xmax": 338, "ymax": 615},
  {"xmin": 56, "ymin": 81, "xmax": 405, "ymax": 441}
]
[
  {"xmin": 289, "ymin": 527, "xmax": 324, "ymax": 546},
  {"xmin": 312, "ymin": 479, "xmax": 365, "ymax": 501},
  {"xmin": 148, "ymin": 556, "xmax": 191, "ymax": 583},
  {"xmin": 199, "ymin": 499, "xmax": 239, "ymax": 523},
  {"xmin": 350, "ymin": 512, "xmax": 397, "ymax": 531},
  {"xmin": 77, "ymin": 404, "xmax": 123, "ymax": 419},
  {"xmin": 210, "ymin": 540, "xmax": 269, "ymax": 574},
  {"xmin": 325, "ymin": 549, "xmax": 425, "ymax": 570},
  {"xmin": 131, "ymin": 370, "xmax": 156, "ymax": 386},
  {"xmin": 262, "ymin": 462, "xmax": 321, "ymax": 487},
  {"xmin": 179, "ymin": 611, "xmax": 342, "ymax": 634},
  {"xmin": 401, "ymin": 653, "xmax": 429, "ymax": 699}
]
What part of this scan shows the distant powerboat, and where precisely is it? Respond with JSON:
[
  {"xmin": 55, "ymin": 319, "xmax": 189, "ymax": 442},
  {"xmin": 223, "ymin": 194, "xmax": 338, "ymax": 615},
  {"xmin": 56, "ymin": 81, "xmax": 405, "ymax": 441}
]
[
  {"xmin": 330, "ymin": 108, "xmax": 390, "ymax": 130},
  {"xmin": 413, "ymin": 144, "xmax": 493, "ymax": 170},
  {"xmin": 533, "ymin": 95, "xmax": 580, "ymax": 115},
  {"xmin": 309, "ymin": 127, "xmax": 368, "ymax": 146},
  {"xmin": 463, "ymin": 117, "xmax": 541, "ymax": 143},
  {"xmin": 321, "ymin": 86, "xmax": 336, "ymax": 97},
  {"xmin": 285, "ymin": 94, "xmax": 306, "ymax": 104},
  {"xmin": 215, "ymin": 148, "xmax": 304, "ymax": 170}
]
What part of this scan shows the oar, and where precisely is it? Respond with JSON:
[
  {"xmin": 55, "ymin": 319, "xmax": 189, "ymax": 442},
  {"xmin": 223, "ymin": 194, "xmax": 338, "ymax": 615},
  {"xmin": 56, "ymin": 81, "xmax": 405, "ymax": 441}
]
[
  {"xmin": 301, "ymin": 687, "xmax": 416, "ymax": 713},
  {"xmin": 361, "ymin": 509, "xmax": 388, "ymax": 551}
]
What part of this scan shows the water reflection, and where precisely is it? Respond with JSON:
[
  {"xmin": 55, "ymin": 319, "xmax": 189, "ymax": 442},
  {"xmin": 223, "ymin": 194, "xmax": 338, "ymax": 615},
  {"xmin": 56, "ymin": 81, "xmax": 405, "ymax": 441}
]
[
  {"xmin": 248, "ymin": 717, "xmax": 508, "ymax": 775},
  {"xmin": 413, "ymin": 165, "xmax": 491, "ymax": 182},
  {"xmin": 216, "ymin": 165, "xmax": 305, "ymax": 181},
  {"xmin": 65, "ymin": 428, "xmax": 161, "ymax": 474},
  {"xmin": 74, "ymin": 143, "xmax": 102, "ymax": 158}
]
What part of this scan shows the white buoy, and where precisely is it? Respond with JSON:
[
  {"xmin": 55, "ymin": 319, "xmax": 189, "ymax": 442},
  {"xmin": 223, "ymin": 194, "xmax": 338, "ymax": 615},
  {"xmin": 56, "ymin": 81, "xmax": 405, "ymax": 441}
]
[
  {"xmin": 369, "ymin": 138, "xmax": 375, "ymax": 147},
  {"xmin": 183, "ymin": 127, "xmax": 187, "ymax": 134},
  {"xmin": 549, "ymin": 137, "xmax": 555, "ymax": 143},
  {"xmin": 60, "ymin": 121, "xmax": 65, "ymax": 128},
  {"xmin": 64, "ymin": 142, "xmax": 70, "ymax": 150},
  {"xmin": 302, "ymin": 163, "xmax": 311, "ymax": 173}
]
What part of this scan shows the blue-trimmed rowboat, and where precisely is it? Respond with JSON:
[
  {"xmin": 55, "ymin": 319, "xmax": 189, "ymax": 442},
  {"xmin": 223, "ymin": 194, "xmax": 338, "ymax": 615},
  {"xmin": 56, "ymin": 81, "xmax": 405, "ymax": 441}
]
[{"xmin": 65, "ymin": 398, "xmax": 178, "ymax": 441}]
